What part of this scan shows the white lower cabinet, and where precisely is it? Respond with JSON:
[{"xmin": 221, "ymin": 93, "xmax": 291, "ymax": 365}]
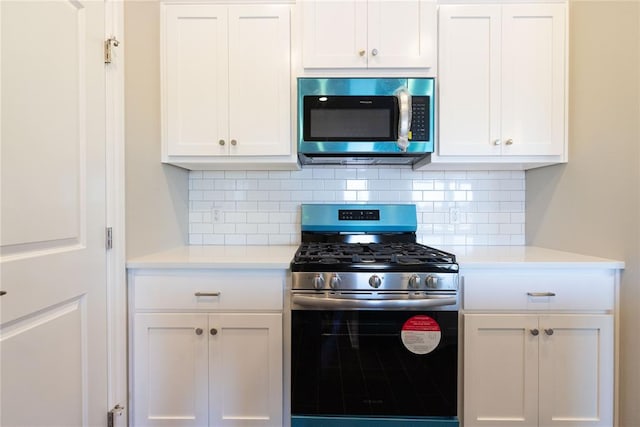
[
  {"xmin": 129, "ymin": 270, "xmax": 284, "ymax": 427},
  {"xmin": 463, "ymin": 269, "xmax": 616, "ymax": 427},
  {"xmin": 464, "ymin": 314, "xmax": 613, "ymax": 427}
]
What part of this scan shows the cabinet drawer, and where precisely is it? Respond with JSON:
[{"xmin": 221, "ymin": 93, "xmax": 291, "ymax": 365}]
[
  {"xmin": 131, "ymin": 270, "xmax": 284, "ymax": 311},
  {"xmin": 463, "ymin": 269, "xmax": 615, "ymax": 311}
]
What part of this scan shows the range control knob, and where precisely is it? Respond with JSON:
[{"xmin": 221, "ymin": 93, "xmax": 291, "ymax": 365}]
[
  {"xmin": 408, "ymin": 274, "xmax": 421, "ymax": 289},
  {"xmin": 426, "ymin": 275, "xmax": 439, "ymax": 289},
  {"xmin": 369, "ymin": 275, "xmax": 382, "ymax": 289},
  {"xmin": 312, "ymin": 274, "xmax": 325, "ymax": 289},
  {"xmin": 329, "ymin": 274, "xmax": 341, "ymax": 289}
]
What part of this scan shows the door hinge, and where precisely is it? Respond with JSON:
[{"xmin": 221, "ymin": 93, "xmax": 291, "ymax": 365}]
[
  {"xmin": 104, "ymin": 36, "xmax": 120, "ymax": 64},
  {"xmin": 106, "ymin": 227, "xmax": 113, "ymax": 250},
  {"xmin": 107, "ymin": 404, "xmax": 125, "ymax": 427}
]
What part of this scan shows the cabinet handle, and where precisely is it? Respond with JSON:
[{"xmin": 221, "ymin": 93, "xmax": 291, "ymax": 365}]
[
  {"xmin": 219, "ymin": 139, "xmax": 225, "ymax": 146},
  {"xmin": 505, "ymin": 139, "xmax": 514, "ymax": 146},
  {"xmin": 493, "ymin": 139, "xmax": 501, "ymax": 146},
  {"xmin": 0, "ymin": 291, "xmax": 6, "ymax": 296},
  {"xmin": 230, "ymin": 139, "xmax": 237, "ymax": 146},
  {"xmin": 358, "ymin": 49, "xmax": 366, "ymax": 57},
  {"xmin": 371, "ymin": 48, "xmax": 379, "ymax": 56},
  {"xmin": 527, "ymin": 292, "xmax": 556, "ymax": 297},
  {"xmin": 530, "ymin": 329, "xmax": 539, "ymax": 336},
  {"xmin": 210, "ymin": 328, "xmax": 218, "ymax": 336},
  {"xmin": 544, "ymin": 328, "xmax": 554, "ymax": 336},
  {"xmin": 195, "ymin": 292, "xmax": 221, "ymax": 297},
  {"xmin": 195, "ymin": 328, "xmax": 203, "ymax": 335}
]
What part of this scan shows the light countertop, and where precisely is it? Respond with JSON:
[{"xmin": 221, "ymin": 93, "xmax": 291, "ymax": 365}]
[
  {"xmin": 442, "ymin": 245, "xmax": 624, "ymax": 270},
  {"xmin": 127, "ymin": 245, "xmax": 299, "ymax": 270},
  {"xmin": 127, "ymin": 245, "xmax": 624, "ymax": 270}
]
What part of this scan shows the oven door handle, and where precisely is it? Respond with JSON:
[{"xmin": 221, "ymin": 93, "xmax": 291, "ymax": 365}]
[{"xmin": 292, "ymin": 295, "xmax": 457, "ymax": 310}]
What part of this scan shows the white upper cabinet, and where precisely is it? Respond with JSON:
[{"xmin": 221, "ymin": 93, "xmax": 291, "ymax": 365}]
[
  {"xmin": 302, "ymin": 0, "xmax": 436, "ymax": 69},
  {"xmin": 436, "ymin": 3, "xmax": 567, "ymax": 167},
  {"xmin": 161, "ymin": 4, "xmax": 297, "ymax": 170}
]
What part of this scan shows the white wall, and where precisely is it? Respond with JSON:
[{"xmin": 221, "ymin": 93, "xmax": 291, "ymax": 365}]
[
  {"xmin": 124, "ymin": 0, "xmax": 189, "ymax": 258},
  {"xmin": 526, "ymin": 2, "xmax": 640, "ymax": 425},
  {"xmin": 189, "ymin": 168, "xmax": 526, "ymax": 246}
]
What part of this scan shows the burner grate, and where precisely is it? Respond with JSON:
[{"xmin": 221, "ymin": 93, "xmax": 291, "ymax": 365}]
[{"xmin": 293, "ymin": 242, "xmax": 456, "ymax": 268}]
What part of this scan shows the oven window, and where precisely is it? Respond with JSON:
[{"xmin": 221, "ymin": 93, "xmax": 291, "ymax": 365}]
[{"xmin": 291, "ymin": 310, "xmax": 458, "ymax": 418}]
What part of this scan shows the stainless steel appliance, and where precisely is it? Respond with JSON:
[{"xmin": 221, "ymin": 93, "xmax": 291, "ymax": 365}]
[
  {"xmin": 297, "ymin": 78, "xmax": 435, "ymax": 167},
  {"xmin": 289, "ymin": 204, "xmax": 459, "ymax": 427}
]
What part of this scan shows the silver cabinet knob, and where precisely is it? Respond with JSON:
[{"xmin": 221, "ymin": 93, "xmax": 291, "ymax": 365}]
[
  {"xmin": 210, "ymin": 328, "xmax": 218, "ymax": 336},
  {"xmin": 195, "ymin": 328, "xmax": 203, "ymax": 335},
  {"xmin": 505, "ymin": 139, "xmax": 514, "ymax": 146},
  {"xmin": 369, "ymin": 275, "xmax": 382, "ymax": 289},
  {"xmin": 219, "ymin": 139, "xmax": 226, "ymax": 146},
  {"xmin": 493, "ymin": 139, "xmax": 502, "ymax": 145},
  {"xmin": 544, "ymin": 328, "xmax": 554, "ymax": 336},
  {"xmin": 530, "ymin": 329, "xmax": 539, "ymax": 336},
  {"xmin": 359, "ymin": 49, "xmax": 366, "ymax": 57},
  {"xmin": 230, "ymin": 139, "xmax": 237, "ymax": 146},
  {"xmin": 371, "ymin": 48, "xmax": 379, "ymax": 56},
  {"xmin": 408, "ymin": 274, "xmax": 421, "ymax": 289}
]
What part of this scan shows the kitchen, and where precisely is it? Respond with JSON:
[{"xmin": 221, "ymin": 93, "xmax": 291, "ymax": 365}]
[
  {"xmin": 0, "ymin": 0, "xmax": 638, "ymax": 426},
  {"xmin": 125, "ymin": 1, "xmax": 639, "ymax": 424}
]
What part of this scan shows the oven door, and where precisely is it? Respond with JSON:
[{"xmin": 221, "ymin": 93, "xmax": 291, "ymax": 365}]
[{"xmin": 291, "ymin": 309, "xmax": 458, "ymax": 427}]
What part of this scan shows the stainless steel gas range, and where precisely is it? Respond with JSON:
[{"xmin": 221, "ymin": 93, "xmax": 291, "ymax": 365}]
[{"xmin": 289, "ymin": 204, "xmax": 460, "ymax": 427}]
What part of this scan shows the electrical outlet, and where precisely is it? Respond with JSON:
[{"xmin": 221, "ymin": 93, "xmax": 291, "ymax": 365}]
[
  {"xmin": 213, "ymin": 209, "xmax": 222, "ymax": 223},
  {"xmin": 449, "ymin": 208, "xmax": 460, "ymax": 224}
]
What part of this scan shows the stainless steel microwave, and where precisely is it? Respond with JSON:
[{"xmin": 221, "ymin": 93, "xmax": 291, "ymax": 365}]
[{"xmin": 297, "ymin": 77, "xmax": 435, "ymax": 167}]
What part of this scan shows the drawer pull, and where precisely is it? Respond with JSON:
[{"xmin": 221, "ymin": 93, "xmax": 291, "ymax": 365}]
[
  {"xmin": 530, "ymin": 329, "xmax": 539, "ymax": 336},
  {"xmin": 544, "ymin": 328, "xmax": 554, "ymax": 336},
  {"xmin": 210, "ymin": 328, "xmax": 218, "ymax": 336},
  {"xmin": 195, "ymin": 292, "xmax": 221, "ymax": 297},
  {"xmin": 527, "ymin": 292, "xmax": 556, "ymax": 297},
  {"xmin": 195, "ymin": 328, "xmax": 203, "ymax": 335}
]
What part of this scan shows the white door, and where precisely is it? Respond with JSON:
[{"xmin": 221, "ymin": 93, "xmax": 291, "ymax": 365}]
[
  {"xmin": 209, "ymin": 313, "xmax": 283, "ymax": 427},
  {"xmin": 0, "ymin": 1, "xmax": 108, "ymax": 426},
  {"xmin": 228, "ymin": 5, "xmax": 291, "ymax": 157},
  {"xmin": 302, "ymin": 0, "xmax": 367, "ymax": 68},
  {"xmin": 367, "ymin": 0, "xmax": 436, "ymax": 69},
  {"xmin": 538, "ymin": 315, "xmax": 614, "ymax": 426},
  {"xmin": 464, "ymin": 314, "xmax": 539, "ymax": 427},
  {"xmin": 133, "ymin": 313, "xmax": 209, "ymax": 427},
  {"xmin": 163, "ymin": 4, "xmax": 229, "ymax": 157},
  {"xmin": 501, "ymin": 3, "xmax": 566, "ymax": 156},
  {"xmin": 438, "ymin": 4, "xmax": 501, "ymax": 156}
]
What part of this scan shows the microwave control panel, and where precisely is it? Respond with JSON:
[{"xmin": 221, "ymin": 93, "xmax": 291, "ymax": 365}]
[{"xmin": 410, "ymin": 96, "xmax": 429, "ymax": 141}]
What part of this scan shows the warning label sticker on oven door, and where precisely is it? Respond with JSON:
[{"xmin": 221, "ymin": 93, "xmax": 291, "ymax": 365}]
[{"xmin": 401, "ymin": 315, "xmax": 441, "ymax": 355}]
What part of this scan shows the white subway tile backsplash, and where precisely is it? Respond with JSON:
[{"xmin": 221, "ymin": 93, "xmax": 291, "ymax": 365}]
[{"xmin": 188, "ymin": 168, "xmax": 526, "ymax": 246}]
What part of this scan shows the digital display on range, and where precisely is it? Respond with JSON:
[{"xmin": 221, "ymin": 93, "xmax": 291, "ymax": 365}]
[{"xmin": 338, "ymin": 210, "xmax": 380, "ymax": 221}]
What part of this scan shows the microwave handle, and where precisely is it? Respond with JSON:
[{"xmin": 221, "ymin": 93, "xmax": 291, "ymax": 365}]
[{"xmin": 396, "ymin": 87, "xmax": 412, "ymax": 151}]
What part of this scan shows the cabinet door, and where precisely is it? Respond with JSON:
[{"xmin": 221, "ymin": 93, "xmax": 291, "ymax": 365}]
[
  {"xmin": 438, "ymin": 5, "xmax": 501, "ymax": 156},
  {"xmin": 163, "ymin": 5, "xmax": 229, "ymax": 156},
  {"xmin": 228, "ymin": 5, "xmax": 291, "ymax": 156},
  {"xmin": 464, "ymin": 314, "xmax": 539, "ymax": 427},
  {"xmin": 209, "ymin": 313, "xmax": 283, "ymax": 427},
  {"xmin": 367, "ymin": 0, "xmax": 436, "ymax": 68},
  {"xmin": 501, "ymin": 4, "xmax": 566, "ymax": 156},
  {"xmin": 133, "ymin": 313, "xmax": 209, "ymax": 427},
  {"xmin": 538, "ymin": 315, "xmax": 614, "ymax": 426},
  {"xmin": 302, "ymin": 0, "xmax": 367, "ymax": 68}
]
